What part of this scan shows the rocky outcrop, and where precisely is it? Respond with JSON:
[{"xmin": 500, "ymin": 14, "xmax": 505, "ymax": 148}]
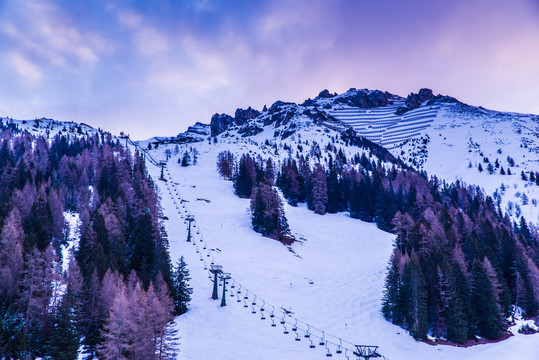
[
  {"xmin": 396, "ymin": 88, "xmax": 436, "ymax": 115},
  {"xmin": 186, "ymin": 122, "xmax": 210, "ymax": 136},
  {"xmin": 317, "ymin": 89, "xmax": 336, "ymax": 98},
  {"xmin": 335, "ymin": 89, "xmax": 391, "ymax": 108},
  {"xmin": 210, "ymin": 106, "xmax": 261, "ymax": 136},
  {"xmin": 426, "ymin": 95, "xmax": 459, "ymax": 105},
  {"xmin": 234, "ymin": 107, "xmax": 260, "ymax": 126},
  {"xmin": 238, "ymin": 123, "xmax": 263, "ymax": 137},
  {"xmin": 210, "ymin": 113, "xmax": 234, "ymax": 137}
]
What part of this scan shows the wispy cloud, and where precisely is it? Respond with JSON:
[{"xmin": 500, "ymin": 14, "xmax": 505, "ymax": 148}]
[{"xmin": 7, "ymin": 52, "xmax": 43, "ymax": 85}]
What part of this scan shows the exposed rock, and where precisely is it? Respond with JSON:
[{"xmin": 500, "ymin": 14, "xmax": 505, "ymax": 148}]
[
  {"xmin": 273, "ymin": 108, "xmax": 296, "ymax": 128},
  {"xmin": 268, "ymin": 101, "xmax": 294, "ymax": 114},
  {"xmin": 186, "ymin": 122, "xmax": 210, "ymax": 136},
  {"xmin": 281, "ymin": 129, "xmax": 296, "ymax": 140},
  {"xmin": 317, "ymin": 89, "xmax": 335, "ymax": 98},
  {"xmin": 417, "ymin": 88, "xmax": 434, "ymax": 102},
  {"xmin": 396, "ymin": 88, "xmax": 436, "ymax": 115},
  {"xmin": 334, "ymin": 89, "xmax": 390, "ymax": 108},
  {"xmin": 234, "ymin": 107, "xmax": 260, "ymax": 126},
  {"xmin": 426, "ymin": 95, "xmax": 460, "ymax": 105},
  {"xmin": 210, "ymin": 113, "xmax": 233, "ymax": 137},
  {"xmin": 238, "ymin": 123, "xmax": 263, "ymax": 137}
]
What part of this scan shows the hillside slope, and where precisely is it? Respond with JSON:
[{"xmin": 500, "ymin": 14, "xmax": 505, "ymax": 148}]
[{"xmin": 141, "ymin": 125, "xmax": 539, "ymax": 360}]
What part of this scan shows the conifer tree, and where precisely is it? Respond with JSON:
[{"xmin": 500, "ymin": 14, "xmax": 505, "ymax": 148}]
[
  {"xmin": 234, "ymin": 155, "xmax": 256, "ymax": 198},
  {"xmin": 309, "ymin": 164, "xmax": 327, "ymax": 215},
  {"xmin": 470, "ymin": 259, "xmax": 504, "ymax": 339},
  {"xmin": 173, "ymin": 256, "xmax": 192, "ymax": 315},
  {"xmin": 47, "ymin": 291, "xmax": 80, "ymax": 360},
  {"xmin": 399, "ymin": 253, "xmax": 428, "ymax": 340},
  {"xmin": 381, "ymin": 252, "xmax": 401, "ymax": 323}
]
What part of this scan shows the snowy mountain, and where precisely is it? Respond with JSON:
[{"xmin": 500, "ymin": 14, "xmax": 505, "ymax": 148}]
[
  {"xmin": 2, "ymin": 86, "xmax": 538, "ymax": 360},
  {"xmin": 173, "ymin": 88, "xmax": 539, "ymax": 226},
  {"xmin": 133, "ymin": 89, "xmax": 539, "ymax": 360}
]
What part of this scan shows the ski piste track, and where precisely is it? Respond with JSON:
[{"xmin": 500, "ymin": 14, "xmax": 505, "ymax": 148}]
[{"xmin": 127, "ymin": 139, "xmax": 386, "ymax": 360}]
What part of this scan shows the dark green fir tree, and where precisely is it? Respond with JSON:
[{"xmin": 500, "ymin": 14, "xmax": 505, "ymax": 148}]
[{"xmin": 173, "ymin": 256, "xmax": 193, "ymax": 315}]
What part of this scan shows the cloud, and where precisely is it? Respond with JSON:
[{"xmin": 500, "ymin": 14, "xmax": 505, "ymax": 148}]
[
  {"xmin": 118, "ymin": 10, "xmax": 143, "ymax": 28},
  {"xmin": 7, "ymin": 53, "xmax": 43, "ymax": 85},
  {"xmin": 1, "ymin": 0, "xmax": 112, "ymax": 68},
  {"xmin": 135, "ymin": 27, "xmax": 169, "ymax": 54}
]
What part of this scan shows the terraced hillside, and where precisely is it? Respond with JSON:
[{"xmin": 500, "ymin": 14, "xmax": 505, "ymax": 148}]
[{"xmin": 328, "ymin": 103, "xmax": 440, "ymax": 148}]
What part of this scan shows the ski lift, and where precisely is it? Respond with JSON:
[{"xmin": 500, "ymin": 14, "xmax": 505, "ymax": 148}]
[
  {"xmin": 325, "ymin": 343, "xmax": 333, "ymax": 357},
  {"xmin": 336, "ymin": 339, "xmax": 343, "ymax": 354},
  {"xmin": 319, "ymin": 331, "xmax": 326, "ymax": 346},
  {"xmin": 304, "ymin": 325, "xmax": 311, "ymax": 338},
  {"xmin": 271, "ymin": 318, "xmax": 276, "ymax": 327},
  {"xmin": 283, "ymin": 325, "xmax": 289, "ymax": 335},
  {"xmin": 309, "ymin": 339, "xmax": 315, "ymax": 349},
  {"xmin": 292, "ymin": 318, "xmax": 298, "ymax": 332},
  {"xmin": 295, "ymin": 332, "xmax": 301, "ymax": 341}
]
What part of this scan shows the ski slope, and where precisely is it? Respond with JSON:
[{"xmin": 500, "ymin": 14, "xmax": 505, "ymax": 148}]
[{"xmin": 141, "ymin": 137, "xmax": 539, "ymax": 360}]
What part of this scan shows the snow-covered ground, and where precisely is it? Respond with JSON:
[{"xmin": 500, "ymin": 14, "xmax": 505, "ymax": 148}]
[
  {"xmin": 142, "ymin": 138, "xmax": 539, "ymax": 360},
  {"xmin": 393, "ymin": 103, "xmax": 539, "ymax": 225}
]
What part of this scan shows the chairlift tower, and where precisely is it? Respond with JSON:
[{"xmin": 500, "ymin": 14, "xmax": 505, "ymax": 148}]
[
  {"xmin": 220, "ymin": 273, "xmax": 231, "ymax": 307},
  {"xmin": 210, "ymin": 265, "xmax": 223, "ymax": 300},
  {"xmin": 159, "ymin": 161, "xmax": 166, "ymax": 180},
  {"xmin": 186, "ymin": 215, "xmax": 195, "ymax": 242},
  {"xmin": 353, "ymin": 345, "xmax": 380, "ymax": 359}
]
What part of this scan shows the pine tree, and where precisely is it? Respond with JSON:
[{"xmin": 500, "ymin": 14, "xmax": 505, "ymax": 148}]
[
  {"xmin": 436, "ymin": 266, "xmax": 468, "ymax": 343},
  {"xmin": 470, "ymin": 259, "xmax": 504, "ymax": 339},
  {"xmin": 381, "ymin": 252, "xmax": 401, "ymax": 323},
  {"xmin": 173, "ymin": 256, "xmax": 192, "ymax": 315},
  {"xmin": 234, "ymin": 155, "xmax": 255, "ymax": 198},
  {"xmin": 399, "ymin": 253, "xmax": 428, "ymax": 340},
  {"xmin": 180, "ymin": 152, "xmax": 191, "ymax": 167},
  {"xmin": 251, "ymin": 187, "xmax": 266, "ymax": 234},
  {"xmin": 47, "ymin": 291, "xmax": 80, "ymax": 360},
  {"xmin": 308, "ymin": 164, "xmax": 327, "ymax": 215}
]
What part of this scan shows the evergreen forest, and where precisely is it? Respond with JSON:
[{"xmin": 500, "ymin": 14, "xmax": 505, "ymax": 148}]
[{"xmin": 0, "ymin": 125, "xmax": 188, "ymax": 359}]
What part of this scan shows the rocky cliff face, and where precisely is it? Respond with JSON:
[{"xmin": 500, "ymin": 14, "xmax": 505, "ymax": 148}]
[
  {"xmin": 334, "ymin": 89, "xmax": 392, "ymax": 108},
  {"xmin": 396, "ymin": 88, "xmax": 433, "ymax": 115},
  {"xmin": 210, "ymin": 113, "xmax": 233, "ymax": 136},
  {"xmin": 210, "ymin": 107, "xmax": 261, "ymax": 136}
]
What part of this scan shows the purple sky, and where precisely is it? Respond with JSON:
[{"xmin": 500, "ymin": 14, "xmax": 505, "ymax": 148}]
[{"xmin": 1, "ymin": 0, "xmax": 539, "ymax": 139}]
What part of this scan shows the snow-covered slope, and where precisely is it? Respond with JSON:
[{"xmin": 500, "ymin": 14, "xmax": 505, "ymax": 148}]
[
  {"xmin": 391, "ymin": 103, "xmax": 539, "ymax": 225},
  {"xmin": 139, "ymin": 131, "xmax": 539, "ymax": 360},
  {"xmin": 183, "ymin": 87, "xmax": 539, "ymax": 225},
  {"xmin": 0, "ymin": 116, "xmax": 104, "ymax": 138}
]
